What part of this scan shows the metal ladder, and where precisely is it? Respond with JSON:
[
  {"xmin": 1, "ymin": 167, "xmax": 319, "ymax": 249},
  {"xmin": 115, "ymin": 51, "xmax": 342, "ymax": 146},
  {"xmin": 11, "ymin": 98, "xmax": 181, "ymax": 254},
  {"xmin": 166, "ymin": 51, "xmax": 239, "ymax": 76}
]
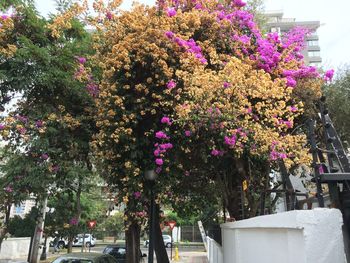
[{"xmin": 308, "ymin": 97, "xmax": 350, "ymax": 208}]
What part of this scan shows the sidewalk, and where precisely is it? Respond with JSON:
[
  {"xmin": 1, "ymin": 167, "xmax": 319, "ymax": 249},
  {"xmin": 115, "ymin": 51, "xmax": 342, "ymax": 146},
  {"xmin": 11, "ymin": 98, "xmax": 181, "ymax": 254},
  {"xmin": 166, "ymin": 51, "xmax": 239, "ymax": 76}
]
[{"xmin": 171, "ymin": 251, "xmax": 208, "ymax": 263}]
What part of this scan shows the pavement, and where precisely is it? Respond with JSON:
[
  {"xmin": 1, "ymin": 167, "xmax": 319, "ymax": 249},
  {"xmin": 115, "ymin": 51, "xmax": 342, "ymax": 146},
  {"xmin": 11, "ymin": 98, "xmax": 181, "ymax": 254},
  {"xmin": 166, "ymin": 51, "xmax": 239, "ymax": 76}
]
[
  {"xmin": 0, "ymin": 247, "xmax": 208, "ymax": 263},
  {"xmin": 172, "ymin": 251, "xmax": 208, "ymax": 263}
]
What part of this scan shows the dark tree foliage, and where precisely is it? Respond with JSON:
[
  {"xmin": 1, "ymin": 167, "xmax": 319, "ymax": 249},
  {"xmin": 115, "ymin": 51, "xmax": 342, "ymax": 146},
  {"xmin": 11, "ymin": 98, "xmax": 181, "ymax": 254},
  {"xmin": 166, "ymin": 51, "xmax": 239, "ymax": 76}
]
[{"xmin": 323, "ymin": 66, "xmax": 350, "ymax": 148}]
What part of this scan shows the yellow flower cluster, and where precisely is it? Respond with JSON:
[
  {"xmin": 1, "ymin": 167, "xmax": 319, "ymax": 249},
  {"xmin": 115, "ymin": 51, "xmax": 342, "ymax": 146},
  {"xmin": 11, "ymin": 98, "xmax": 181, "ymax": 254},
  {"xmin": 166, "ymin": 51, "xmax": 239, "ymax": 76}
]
[
  {"xmin": 47, "ymin": 1, "xmax": 88, "ymax": 38},
  {"xmin": 177, "ymin": 55, "xmax": 313, "ymax": 168},
  {"xmin": 0, "ymin": 17, "xmax": 17, "ymax": 57}
]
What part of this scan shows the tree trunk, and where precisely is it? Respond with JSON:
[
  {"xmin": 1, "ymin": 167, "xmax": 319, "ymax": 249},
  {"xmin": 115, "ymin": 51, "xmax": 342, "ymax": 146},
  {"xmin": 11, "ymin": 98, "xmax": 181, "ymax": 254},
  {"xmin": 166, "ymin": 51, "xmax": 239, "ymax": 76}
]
[
  {"xmin": 0, "ymin": 203, "xmax": 11, "ymax": 252},
  {"xmin": 29, "ymin": 196, "xmax": 48, "ymax": 263},
  {"xmin": 225, "ymin": 189, "xmax": 242, "ymax": 220},
  {"xmin": 126, "ymin": 220, "xmax": 141, "ymax": 263},
  {"xmin": 68, "ymin": 177, "xmax": 82, "ymax": 253},
  {"xmin": 154, "ymin": 204, "xmax": 169, "ymax": 263},
  {"xmin": 67, "ymin": 237, "xmax": 74, "ymax": 253}
]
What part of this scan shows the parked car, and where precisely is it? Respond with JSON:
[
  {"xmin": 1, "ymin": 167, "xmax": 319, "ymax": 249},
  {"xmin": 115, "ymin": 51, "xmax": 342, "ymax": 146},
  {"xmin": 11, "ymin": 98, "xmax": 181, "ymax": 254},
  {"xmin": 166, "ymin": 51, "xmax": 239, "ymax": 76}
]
[
  {"xmin": 51, "ymin": 253, "xmax": 117, "ymax": 263},
  {"xmin": 55, "ymin": 234, "xmax": 96, "ymax": 249},
  {"xmin": 144, "ymin": 234, "xmax": 172, "ymax": 248},
  {"xmin": 103, "ymin": 245, "xmax": 147, "ymax": 263}
]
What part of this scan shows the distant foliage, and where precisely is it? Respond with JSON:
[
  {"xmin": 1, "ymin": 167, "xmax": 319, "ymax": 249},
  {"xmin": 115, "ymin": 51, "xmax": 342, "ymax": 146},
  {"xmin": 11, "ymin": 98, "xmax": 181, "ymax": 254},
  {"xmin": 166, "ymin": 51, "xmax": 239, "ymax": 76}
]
[{"xmin": 323, "ymin": 66, "xmax": 350, "ymax": 148}]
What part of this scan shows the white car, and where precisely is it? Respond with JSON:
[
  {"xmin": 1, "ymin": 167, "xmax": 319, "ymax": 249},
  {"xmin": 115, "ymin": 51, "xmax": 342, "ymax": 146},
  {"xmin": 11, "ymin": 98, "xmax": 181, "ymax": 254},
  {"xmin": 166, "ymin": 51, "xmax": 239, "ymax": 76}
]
[
  {"xmin": 56, "ymin": 234, "xmax": 96, "ymax": 249},
  {"xmin": 144, "ymin": 234, "xmax": 173, "ymax": 248}
]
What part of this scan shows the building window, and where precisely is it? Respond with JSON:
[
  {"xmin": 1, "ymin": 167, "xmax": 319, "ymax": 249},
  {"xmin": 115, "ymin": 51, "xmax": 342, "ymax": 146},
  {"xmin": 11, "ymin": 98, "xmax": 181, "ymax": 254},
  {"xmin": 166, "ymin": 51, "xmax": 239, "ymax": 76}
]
[
  {"xmin": 309, "ymin": 31, "xmax": 318, "ymax": 37},
  {"xmin": 307, "ymin": 40, "xmax": 319, "ymax": 47},
  {"xmin": 268, "ymin": 17, "xmax": 278, "ymax": 23},
  {"xmin": 308, "ymin": 51, "xmax": 321, "ymax": 57},
  {"xmin": 309, "ymin": 62, "xmax": 321, "ymax": 67},
  {"xmin": 15, "ymin": 204, "xmax": 24, "ymax": 214}
]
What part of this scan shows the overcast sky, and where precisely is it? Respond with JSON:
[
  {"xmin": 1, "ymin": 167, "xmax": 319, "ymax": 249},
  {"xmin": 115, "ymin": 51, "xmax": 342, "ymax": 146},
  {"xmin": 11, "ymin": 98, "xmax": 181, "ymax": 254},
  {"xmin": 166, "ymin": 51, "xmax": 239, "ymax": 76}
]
[{"xmin": 34, "ymin": 0, "xmax": 350, "ymax": 71}]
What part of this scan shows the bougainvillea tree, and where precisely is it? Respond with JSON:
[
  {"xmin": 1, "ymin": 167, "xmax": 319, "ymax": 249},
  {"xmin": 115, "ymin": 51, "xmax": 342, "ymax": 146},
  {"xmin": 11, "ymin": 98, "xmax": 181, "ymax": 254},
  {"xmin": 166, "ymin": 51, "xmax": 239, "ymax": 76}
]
[
  {"xmin": 86, "ymin": 0, "xmax": 332, "ymax": 243},
  {"xmin": 0, "ymin": 0, "xmax": 98, "ymax": 253}
]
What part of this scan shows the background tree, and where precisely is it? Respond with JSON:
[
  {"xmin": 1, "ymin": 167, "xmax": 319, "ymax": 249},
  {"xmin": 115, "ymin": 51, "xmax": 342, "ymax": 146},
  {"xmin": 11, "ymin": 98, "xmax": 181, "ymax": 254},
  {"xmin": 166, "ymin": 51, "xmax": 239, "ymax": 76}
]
[
  {"xmin": 7, "ymin": 208, "xmax": 38, "ymax": 238},
  {"xmin": 323, "ymin": 66, "xmax": 350, "ymax": 148},
  {"xmin": 96, "ymin": 212, "xmax": 124, "ymax": 242},
  {"xmin": 44, "ymin": 190, "xmax": 106, "ymax": 246},
  {"xmin": 0, "ymin": 0, "xmax": 99, "ymax": 254}
]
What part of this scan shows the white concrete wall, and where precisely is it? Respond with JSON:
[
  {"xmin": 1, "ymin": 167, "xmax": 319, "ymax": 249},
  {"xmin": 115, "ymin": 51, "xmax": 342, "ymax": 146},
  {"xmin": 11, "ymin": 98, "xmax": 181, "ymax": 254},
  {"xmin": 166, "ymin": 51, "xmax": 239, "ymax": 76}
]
[
  {"xmin": 0, "ymin": 237, "xmax": 31, "ymax": 260},
  {"xmin": 221, "ymin": 208, "xmax": 346, "ymax": 263},
  {"xmin": 207, "ymin": 237, "xmax": 223, "ymax": 263}
]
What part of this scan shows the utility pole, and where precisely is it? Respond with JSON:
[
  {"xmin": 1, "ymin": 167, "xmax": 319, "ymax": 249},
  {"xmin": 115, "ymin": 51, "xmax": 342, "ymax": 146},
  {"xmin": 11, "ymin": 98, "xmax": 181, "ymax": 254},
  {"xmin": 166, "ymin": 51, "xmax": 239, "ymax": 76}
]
[{"xmin": 29, "ymin": 195, "xmax": 48, "ymax": 263}]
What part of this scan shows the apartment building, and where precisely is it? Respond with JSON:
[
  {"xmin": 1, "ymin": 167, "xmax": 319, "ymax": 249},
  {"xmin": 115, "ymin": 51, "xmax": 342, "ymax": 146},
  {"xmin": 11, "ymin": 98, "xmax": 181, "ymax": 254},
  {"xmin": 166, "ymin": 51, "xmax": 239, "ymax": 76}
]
[{"xmin": 265, "ymin": 11, "xmax": 322, "ymax": 67}]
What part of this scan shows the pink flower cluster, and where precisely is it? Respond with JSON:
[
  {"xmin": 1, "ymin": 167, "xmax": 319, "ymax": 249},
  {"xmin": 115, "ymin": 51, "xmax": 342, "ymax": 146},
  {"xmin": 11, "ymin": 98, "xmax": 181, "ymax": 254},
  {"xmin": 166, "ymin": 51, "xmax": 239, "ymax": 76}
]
[
  {"xmin": 165, "ymin": 31, "xmax": 207, "ymax": 64},
  {"xmin": 223, "ymin": 128, "xmax": 248, "ymax": 150},
  {"xmin": 16, "ymin": 115, "xmax": 28, "ymax": 123},
  {"xmin": 211, "ymin": 149, "xmax": 224, "ymax": 156},
  {"xmin": 207, "ymin": 107, "xmax": 221, "ymax": 116},
  {"xmin": 324, "ymin": 69, "xmax": 334, "ymax": 82},
  {"xmin": 0, "ymin": 7, "xmax": 15, "ymax": 21},
  {"xmin": 255, "ymin": 37, "xmax": 281, "ymax": 73},
  {"xmin": 281, "ymin": 27, "xmax": 309, "ymax": 62},
  {"xmin": 167, "ymin": 79, "xmax": 177, "ymax": 89},
  {"xmin": 133, "ymin": 191, "xmax": 141, "ymax": 199},
  {"xmin": 270, "ymin": 141, "xmax": 287, "ymax": 161},
  {"xmin": 106, "ymin": 11, "xmax": 113, "ymax": 20},
  {"xmin": 74, "ymin": 56, "xmax": 100, "ymax": 97},
  {"xmin": 74, "ymin": 65, "xmax": 85, "ymax": 79},
  {"xmin": 270, "ymin": 150, "xmax": 287, "ymax": 160},
  {"xmin": 69, "ymin": 217, "xmax": 79, "ymax": 226},
  {"xmin": 290, "ymin": 106, "xmax": 298, "ymax": 112},
  {"xmin": 232, "ymin": 34, "xmax": 251, "ymax": 45},
  {"xmin": 35, "ymin": 120, "xmax": 43, "ymax": 128},
  {"xmin": 0, "ymin": 123, "xmax": 5, "ymax": 130},
  {"xmin": 17, "ymin": 126, "xmax": 26, "ymax": 134},
  {"xmin": 166, "ymin": 7, "xmax": 177, "ymax": 17},
  {"xmin": 282, "ymin": 66, "xmax": 319, "ymax": 88},
  {"xmin": 319, "ymin": 165, "xmax": 325, "ymax": 174},
  {"xmin": 233, "ymin": 0, "xmax": 247, "ymax": 7},
  {"xmin": 223, "ymin": 82, "xmax": 230, "ymax": 88},
  {"xmin": 154, "ymin": 143, "xmax": 173, "ymax": 157},
  {"xmin": 52, "ymin": 165, "xmax": 60, "ymax": 173},
  {"xmin": 76, "ymin": 56, "xmax": 87, "ymax": 64},
  {"xmin": 154, "ymin": 125, "xmax": 173, "ymax": 171},
  {"xmin": 161, "ymin": 116, "xmax": 172, "ymax": 125},
  {"xmin": 135, "ymin": 211, "xmax": 146, "ymax": 217},
  {"xmin": 286, "ymin": 76, "xmax": 297, "ymax": 88},
  {"xmin": 41, "ymin": 153, "xmax": 49, "ymax": 160},
  {"xmin": 283, "ymin": 66, "xmax": 319, "ymax": 79},
  {"xmin": 4, "ymin": 185, "xmax": 13, "ymax": 193},
  {"xmin": 86, "ymin": 82, "xmax": 99, "ymax": 97},
  {"xmin": 224, "ymin": 135, "xmax": 236, "ymax": 146},
  {"xmin": 155, "ymin": 131, "xmax": 169, "ymax": 139}
]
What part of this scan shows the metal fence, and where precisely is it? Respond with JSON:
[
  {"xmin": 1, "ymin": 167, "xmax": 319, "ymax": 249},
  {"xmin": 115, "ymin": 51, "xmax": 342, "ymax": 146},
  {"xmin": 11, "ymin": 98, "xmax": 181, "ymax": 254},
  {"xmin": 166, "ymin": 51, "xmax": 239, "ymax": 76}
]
[
  {"xmin": 92, "ymin": 225, "xmax": 202, "ymax": 243},
  {"xmin": 180, "ymin": 225, "xmax": 202, "ymax": 242}
]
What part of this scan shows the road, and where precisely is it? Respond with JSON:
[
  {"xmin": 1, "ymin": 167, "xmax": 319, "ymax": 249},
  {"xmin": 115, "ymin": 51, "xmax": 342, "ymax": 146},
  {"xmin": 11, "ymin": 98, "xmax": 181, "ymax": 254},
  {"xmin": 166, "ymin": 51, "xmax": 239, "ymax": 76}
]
[
  {"xmin": 78, "ymin": 244, "xmax": 204, "ymax": 255},
  {"xmin": 0, "ymin": 245, "xmax": 206, "ymax": 263},
  {"xmin": 58, "ymin": 245, "xmax": 206, "ymax": 262}
]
